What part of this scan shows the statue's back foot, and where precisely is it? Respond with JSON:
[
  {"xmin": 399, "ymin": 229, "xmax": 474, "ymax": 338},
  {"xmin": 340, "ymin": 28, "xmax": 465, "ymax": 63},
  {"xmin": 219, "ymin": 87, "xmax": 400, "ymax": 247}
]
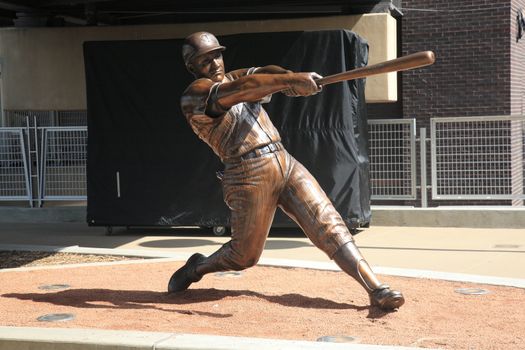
[
  {"xmin": 369, "ymin": 284, "xmax": 405, "ymax": 310},
  {"xmin": 167, "ymin": 253, "xmax": 206, "ymax": 293}
]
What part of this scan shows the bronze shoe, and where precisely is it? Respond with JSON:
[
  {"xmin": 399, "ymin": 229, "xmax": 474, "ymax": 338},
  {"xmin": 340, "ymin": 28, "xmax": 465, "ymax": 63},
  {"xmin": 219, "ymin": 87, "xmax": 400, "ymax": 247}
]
[
  {"xmin": 370, "ymin": 284, "xmax": 405, "ymax": 310},
  {"xmin": 167, "ymin": 253, "xmax": 206, "ymax": 293}
]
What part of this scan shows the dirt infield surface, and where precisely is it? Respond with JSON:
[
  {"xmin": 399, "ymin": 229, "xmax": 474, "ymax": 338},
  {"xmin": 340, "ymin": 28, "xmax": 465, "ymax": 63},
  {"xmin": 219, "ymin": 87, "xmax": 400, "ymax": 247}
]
[{"xmin": 1, "ymin": 259, "xmax": 524, "ymax": 349}]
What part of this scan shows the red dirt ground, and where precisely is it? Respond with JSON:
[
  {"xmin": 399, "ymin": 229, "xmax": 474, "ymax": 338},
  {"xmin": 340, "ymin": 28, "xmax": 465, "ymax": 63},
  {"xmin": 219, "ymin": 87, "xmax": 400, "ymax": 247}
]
[{"xmin": 1, "ymin": 260, "xmax": 524, "ymax": 349}]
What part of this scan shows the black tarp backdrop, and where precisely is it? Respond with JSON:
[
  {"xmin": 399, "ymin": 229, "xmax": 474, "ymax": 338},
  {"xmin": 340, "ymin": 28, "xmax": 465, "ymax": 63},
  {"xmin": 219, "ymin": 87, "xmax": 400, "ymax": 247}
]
[{"xmin": 84, "ymin": 29, "xmax": 371, "ymax": 229}]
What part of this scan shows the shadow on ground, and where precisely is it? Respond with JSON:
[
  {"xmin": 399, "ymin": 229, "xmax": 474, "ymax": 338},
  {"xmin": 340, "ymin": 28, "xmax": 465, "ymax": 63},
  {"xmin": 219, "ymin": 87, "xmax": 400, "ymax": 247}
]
[
  {"xmin": 138, "ymin": 238, "xmax": 313, "ymax": 250},
  {"xmin": 2, "ymin": 287, "xmax": 392, "ymax": 319}
]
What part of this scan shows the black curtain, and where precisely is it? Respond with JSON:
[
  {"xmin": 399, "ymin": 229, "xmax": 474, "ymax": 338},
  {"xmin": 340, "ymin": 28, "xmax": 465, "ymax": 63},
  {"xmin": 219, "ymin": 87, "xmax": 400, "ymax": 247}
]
[{"xmin": 84, "ymin": 30, "xmax": 371, "ymax": 228}]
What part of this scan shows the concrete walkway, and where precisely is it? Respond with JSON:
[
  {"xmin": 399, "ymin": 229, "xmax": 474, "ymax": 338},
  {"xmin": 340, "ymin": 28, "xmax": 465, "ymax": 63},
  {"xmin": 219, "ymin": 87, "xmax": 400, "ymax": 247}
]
[
  {"xmin": 0, "ymin": 327, "xmax": 427, "ymax": 350},
  {"xmin": 1, "ymin": 222, "xmax": 524, "ymax": 279}
]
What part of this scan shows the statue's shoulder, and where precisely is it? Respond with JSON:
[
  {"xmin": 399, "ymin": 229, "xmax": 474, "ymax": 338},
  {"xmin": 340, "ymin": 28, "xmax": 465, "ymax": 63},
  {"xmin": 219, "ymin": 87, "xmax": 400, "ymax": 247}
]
[
  {"xmin": 181, "ymin": 78, "xmax": 215, "ymax": 118},
  {"xmin": 182, "ymin": 78, "xmax": 214, "ymax": 99}
]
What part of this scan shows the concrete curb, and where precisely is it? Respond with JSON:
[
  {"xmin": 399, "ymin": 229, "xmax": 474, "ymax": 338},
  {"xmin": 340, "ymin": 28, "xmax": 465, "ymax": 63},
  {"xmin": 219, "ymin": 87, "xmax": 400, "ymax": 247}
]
[
  {"xmin": 0, "ymin": 206, "xmax": 86, "ymax": 224},
  {"xmin": 0, "ymin": 327, "xmax": 432, "ymax": 350},
  {"xmin": 258, "ymin": 259, "xmax": 525, "ymax": 289},
  {"xmin": 372, "ymin": 266, "xmax": 525, "ymax": 289},
  {"xmin": 2, "ymin": 243, "xmax": 525, "ymax": 289},
  {"xmin": 371, "ymin": 205, "xmax": 525, "ymax": 228}
]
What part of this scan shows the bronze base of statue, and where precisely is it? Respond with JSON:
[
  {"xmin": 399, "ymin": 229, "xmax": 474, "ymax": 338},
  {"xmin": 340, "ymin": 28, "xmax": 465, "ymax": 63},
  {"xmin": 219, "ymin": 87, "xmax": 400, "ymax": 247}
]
[{"xmin": 167, "ymin": 253, "xmax": 206, "ymax": 293}]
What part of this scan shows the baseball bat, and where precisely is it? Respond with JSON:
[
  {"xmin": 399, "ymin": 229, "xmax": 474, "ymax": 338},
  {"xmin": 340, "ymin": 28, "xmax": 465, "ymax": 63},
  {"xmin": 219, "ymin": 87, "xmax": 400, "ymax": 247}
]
[{"xmin": 315, "ymin": 50, "xmax": 435, "ymax": 86}]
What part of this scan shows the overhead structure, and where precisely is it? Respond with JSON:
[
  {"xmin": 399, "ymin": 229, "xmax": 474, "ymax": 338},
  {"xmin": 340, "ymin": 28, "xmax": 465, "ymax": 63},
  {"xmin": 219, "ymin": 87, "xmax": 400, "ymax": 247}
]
[{"xmin": 0, "ymin": 0, "xmax": 402, "ymax": 27}]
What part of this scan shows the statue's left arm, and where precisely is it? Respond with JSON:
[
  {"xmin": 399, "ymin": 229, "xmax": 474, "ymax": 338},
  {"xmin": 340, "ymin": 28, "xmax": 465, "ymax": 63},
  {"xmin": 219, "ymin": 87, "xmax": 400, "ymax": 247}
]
[{"xmin": 227, "ymin": 65, "xmax": 316, "ymax": 97}]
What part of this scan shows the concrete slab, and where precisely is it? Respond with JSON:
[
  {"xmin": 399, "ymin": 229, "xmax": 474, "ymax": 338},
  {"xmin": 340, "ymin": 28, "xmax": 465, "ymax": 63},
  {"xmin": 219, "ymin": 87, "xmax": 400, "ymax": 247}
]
[
  {"xmin": 0, "ymin": 327, "xmax": 171, "ymax": 350},
  {"xmin": 0, "ymin": 327, "xmax": 432, "ymax": 350},
  {"xmin": 0, "ymin": 223, "xmax": 524, "ymax": 278},
  {"xmin": 371, "ymin": 206, "xmax": 525, "ymax": 228},
  {"xmin": 0, "ymin": 206, "xmax": 86, "ymax": 224}
]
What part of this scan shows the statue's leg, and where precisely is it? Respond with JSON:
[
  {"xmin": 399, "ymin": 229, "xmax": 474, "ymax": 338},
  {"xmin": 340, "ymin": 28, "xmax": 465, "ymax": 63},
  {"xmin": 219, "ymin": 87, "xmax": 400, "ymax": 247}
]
[
  {"xmin": 168, "ymin": 155, "xmax": 279, "ymax": 293},
  {"xmin": 332, "ymin": 242, "xmax": 404, "ymax": 310},
  {"xmin": 277, "ymin": 156, "xmax": 404, "ymax": 310}
]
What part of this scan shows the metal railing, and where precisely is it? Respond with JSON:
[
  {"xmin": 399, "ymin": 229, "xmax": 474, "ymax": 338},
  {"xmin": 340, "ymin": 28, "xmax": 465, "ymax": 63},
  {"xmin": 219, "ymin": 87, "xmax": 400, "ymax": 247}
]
[
  {"xmin": 0, "ymin": 120, "xmax": 87, "ymax": 206},
  {"xmin": 431, "ymin": 116, "xmax": 524, "ymax": 201},
  {"xmin": 1, "ymin": 113, "xmax": 524, "ymax": 207},
  {"xmin": 368, "ymin": 119, "xmax": 417, "ymax": 200},
  {"xmin": 0, "ymin": 128, "xmax": 32, "ymax": 203}
]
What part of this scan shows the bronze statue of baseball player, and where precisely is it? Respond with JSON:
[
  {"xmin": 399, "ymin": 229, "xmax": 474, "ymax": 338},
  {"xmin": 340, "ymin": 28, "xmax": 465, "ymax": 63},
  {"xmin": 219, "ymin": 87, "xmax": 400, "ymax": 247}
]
[{"xmin": 168, "ymin": 31, "xmax": 405, "ymax": 310}]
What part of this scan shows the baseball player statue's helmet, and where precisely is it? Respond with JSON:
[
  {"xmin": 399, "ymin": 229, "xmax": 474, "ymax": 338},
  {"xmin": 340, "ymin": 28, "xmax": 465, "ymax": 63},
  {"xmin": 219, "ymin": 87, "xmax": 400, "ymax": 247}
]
[{"xmin": 182, "ymin": 32, "xmax": 226, "ymax": 66}]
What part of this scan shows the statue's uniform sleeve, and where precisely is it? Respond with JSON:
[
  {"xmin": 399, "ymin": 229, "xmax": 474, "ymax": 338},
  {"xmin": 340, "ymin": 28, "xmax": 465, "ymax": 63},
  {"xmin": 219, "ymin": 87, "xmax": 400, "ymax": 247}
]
[
  {"xmin": 225, "ymin": 67, "xmax": 272, "ymax": 104},
  {"xmin": 180, "ymin": 78, "xmax": 226, "ymax": 140}
]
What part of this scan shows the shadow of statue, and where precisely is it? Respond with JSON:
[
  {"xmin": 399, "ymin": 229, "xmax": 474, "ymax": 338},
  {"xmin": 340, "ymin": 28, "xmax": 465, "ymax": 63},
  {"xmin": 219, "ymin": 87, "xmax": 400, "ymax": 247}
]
[
  {"xmin": 2, "ymin": 287, "xmax": 391, "ymax": 317},
  {"xmin": 2, "ymin": 288, "xmax": 231, "ymax": 318}
]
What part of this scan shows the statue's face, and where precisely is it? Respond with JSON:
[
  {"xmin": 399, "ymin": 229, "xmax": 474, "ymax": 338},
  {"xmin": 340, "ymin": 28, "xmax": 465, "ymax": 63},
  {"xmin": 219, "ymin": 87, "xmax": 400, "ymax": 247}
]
[{"xmin": 189, "ymin": 50, "xmax": 225, "ymax": 82}]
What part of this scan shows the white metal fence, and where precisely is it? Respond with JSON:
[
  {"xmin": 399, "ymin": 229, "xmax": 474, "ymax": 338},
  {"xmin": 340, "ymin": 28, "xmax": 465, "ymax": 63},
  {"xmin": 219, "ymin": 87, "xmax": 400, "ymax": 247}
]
[
  {"xmin": 431, "ymin": 116, "xmax": 524, "ymax": 201},
  {"xmin": 40, "ymin": 127, "xmax": 88, "ymax": 202},
  {"xmin": 0, "ymin": 114, "xmax": 524, "ymax": 206},
  {"xmin": 368, "ymin": 119, "xmax": 417, "ymax": 200},
  {"xmin": 0, "ymin": 120, "xmax": 87, "ymax": 206},
  {"xmin": 0, "ymin": 128, "xmax": 31, "ymax": 202}
]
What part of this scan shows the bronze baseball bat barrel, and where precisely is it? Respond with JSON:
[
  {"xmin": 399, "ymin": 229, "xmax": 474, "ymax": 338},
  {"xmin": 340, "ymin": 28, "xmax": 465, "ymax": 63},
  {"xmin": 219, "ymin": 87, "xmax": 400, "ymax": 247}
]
[{"xmin": 315, "ymin": 50, "xmax": 435, "ymax": 86}]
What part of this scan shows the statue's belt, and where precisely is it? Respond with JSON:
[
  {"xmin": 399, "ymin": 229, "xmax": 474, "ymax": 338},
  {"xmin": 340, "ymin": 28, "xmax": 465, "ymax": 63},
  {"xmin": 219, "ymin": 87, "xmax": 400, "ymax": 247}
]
[
  {"xmin": 221, "ymin": 142, "xmax": 284, "ymax": 169},
  {"xmin": 240, "ymin": 142, "xmax": 283, "ymax": 161}
]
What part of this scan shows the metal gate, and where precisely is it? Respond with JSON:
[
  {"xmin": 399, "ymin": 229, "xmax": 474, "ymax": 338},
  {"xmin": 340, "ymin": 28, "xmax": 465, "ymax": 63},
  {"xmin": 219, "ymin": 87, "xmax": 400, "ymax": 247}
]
[
  {"xmin": 431, "ymin": 115, "xmax": 525, "ymax": 201},
  {"xmin": 368, "ymin": 119, "xmax": 417, "ymax": 200},
  {"xmin": 0, "ymin": 117, "xmax": 88, "ymax": 206},
  {"xmin": 0, "ymin": 128, "xmax": 32, "ymax": 203},
  {"xmin": 40, "ymin": 127, "xmax": 88, "ymax": 203}
]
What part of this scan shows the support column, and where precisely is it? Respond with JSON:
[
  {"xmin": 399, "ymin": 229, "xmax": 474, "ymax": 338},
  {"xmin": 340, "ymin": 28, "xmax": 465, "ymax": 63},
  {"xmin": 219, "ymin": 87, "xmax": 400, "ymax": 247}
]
[{"xmin": 511, "ymin": 119, "xmax": 524, "ymax": 206}]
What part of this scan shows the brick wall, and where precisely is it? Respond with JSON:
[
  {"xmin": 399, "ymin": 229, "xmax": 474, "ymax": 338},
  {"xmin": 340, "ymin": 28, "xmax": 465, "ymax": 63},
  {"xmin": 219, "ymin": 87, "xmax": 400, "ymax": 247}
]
[{"xmin": 401, "ymin": 1, "xmax": 512, "ymax": 121}]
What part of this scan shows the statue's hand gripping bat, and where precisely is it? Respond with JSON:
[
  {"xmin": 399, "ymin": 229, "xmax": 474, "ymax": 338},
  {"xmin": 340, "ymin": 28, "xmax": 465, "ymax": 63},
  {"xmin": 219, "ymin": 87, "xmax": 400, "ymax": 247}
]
[{"xmin": 315, "ymin": 51, "xmax": 435, "ymax": 86}]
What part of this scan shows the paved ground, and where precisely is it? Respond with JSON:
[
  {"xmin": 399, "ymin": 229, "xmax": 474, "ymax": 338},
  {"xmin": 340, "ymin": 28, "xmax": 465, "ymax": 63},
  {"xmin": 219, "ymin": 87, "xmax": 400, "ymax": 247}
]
[
  {"xmin": 1, "ymin": 222, "xmax": 524, "ymax": 349},
  {"xmin": 2, "ymin": 260, "xmax": 525, "ymax": 349},
  {"xmin": 1, "ymin": 223, "xmax": 524, "ymax": 279}
]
